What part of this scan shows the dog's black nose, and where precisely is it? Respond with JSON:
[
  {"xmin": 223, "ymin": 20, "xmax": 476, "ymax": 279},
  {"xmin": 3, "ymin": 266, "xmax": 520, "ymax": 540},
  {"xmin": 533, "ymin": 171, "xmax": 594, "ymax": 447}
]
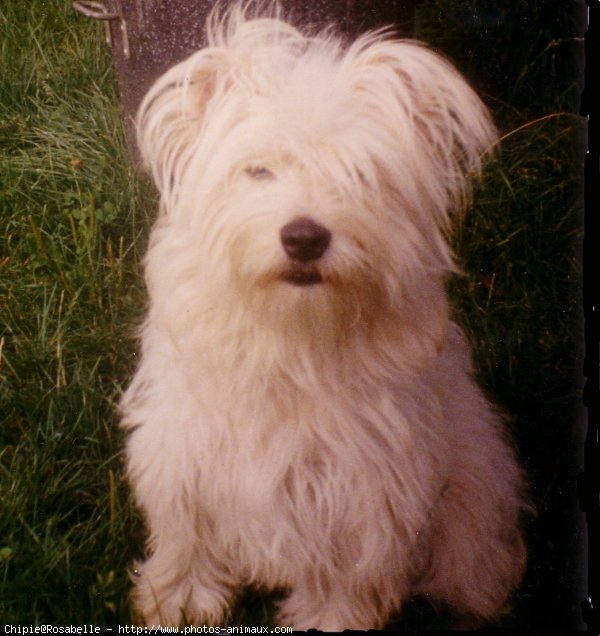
[{"xmin": 280, "ymin": 217, "xmax": 331, "ymax": 263}]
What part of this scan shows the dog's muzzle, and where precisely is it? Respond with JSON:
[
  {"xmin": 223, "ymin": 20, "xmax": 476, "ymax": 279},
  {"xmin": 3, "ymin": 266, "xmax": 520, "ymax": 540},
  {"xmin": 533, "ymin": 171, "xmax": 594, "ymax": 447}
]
[{"xmin": 280, "ymin": 217, "xmax": 331, "ymax": 286}]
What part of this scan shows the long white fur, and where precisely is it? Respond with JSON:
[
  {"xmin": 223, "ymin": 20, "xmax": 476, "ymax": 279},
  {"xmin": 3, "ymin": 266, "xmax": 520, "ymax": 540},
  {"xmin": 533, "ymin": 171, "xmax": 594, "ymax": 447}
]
[{"xmin": 121, "ymin": 4, "xmax": 528, "ymax": 629}]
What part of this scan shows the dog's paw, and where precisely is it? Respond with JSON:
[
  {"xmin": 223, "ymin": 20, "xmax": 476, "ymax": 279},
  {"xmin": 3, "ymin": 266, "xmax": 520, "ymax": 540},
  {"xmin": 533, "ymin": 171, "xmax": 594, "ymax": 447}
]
[
  {"xmin": 132, "ymin": 562, "xmax": 230, "ymax": 627},
  {"xmin": 276, "ymin": 591, "xmax": 385, "ymax": 631}
]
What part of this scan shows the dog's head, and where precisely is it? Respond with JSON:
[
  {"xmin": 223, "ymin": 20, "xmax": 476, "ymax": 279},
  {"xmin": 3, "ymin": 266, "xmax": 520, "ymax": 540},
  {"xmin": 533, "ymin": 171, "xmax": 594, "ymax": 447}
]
[{"xmin": 138, "ymin": 4, "xmax": 496, "ymax": 345}]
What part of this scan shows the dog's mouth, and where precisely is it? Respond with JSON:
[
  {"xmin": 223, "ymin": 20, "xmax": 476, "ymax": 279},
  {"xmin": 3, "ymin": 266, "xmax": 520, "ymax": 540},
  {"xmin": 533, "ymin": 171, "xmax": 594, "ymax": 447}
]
[{"xmin": 281, "ymin": 264, "xmax": 323, "ymax": 286}]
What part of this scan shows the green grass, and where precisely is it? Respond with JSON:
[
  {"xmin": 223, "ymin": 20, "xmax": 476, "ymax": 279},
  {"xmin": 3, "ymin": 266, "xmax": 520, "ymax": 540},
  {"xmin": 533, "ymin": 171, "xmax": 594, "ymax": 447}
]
[
  {"xmin": 0, "ymin": 1, "xmax": 151, "ymax": 624},
  {"xmin": 0, "ymin": 0, "xmax": 583, "ymax": 628}
]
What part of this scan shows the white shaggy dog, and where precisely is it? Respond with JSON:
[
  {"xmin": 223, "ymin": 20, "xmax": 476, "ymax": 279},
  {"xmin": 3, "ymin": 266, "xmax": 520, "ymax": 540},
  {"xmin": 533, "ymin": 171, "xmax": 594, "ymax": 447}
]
[{"xmin": 120, "ymin": 4, "xmax": 529, "ymax": 630}]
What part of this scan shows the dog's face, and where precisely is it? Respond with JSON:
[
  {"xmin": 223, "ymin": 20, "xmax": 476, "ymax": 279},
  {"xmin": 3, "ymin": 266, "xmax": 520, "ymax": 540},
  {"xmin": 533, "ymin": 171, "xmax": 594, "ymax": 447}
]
[{"xmin": 138, "ymin": 13, "xmax": 496, "ymax": 338}]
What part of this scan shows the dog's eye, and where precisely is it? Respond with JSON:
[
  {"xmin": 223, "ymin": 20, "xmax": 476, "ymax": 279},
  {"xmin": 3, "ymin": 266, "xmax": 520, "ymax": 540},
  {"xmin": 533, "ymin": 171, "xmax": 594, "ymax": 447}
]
[{"xmin": 244, "ymin": 166, "xmax": 275, "ymax": 180}]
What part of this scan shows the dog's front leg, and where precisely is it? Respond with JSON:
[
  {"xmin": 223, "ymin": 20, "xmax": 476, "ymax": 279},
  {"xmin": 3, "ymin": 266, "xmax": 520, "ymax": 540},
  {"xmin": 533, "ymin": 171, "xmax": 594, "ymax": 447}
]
[
  {"xmin": 276, "ymin": 573, "xmax": 411, "ymax": 631},
  {"xmin": 132, "ymin": 526, "xmax": 235, "ymax": 627}
]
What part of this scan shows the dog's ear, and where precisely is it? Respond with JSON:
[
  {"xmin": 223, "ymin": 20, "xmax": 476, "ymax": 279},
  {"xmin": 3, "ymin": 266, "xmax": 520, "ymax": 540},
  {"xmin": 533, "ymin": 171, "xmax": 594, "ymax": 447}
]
[
  {"xmin": 348, "ymin": 35, "xmax": 497, "ymax": 220},
  {"xmin": 136, "ymin": 49, "xmax": 233, "ymax": 212}
]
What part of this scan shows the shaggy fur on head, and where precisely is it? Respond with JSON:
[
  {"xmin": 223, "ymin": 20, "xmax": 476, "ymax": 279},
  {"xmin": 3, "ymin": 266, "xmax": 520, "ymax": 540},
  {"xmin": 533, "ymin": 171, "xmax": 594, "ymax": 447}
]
[{"xmin": 120, "ymin": 3, "xmax": 529, "ymax": 630}]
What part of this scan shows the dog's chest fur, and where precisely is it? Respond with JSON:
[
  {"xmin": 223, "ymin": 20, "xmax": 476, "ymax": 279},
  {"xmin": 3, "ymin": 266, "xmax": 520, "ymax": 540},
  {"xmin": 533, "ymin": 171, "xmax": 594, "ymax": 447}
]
[{"xmin": 167, "ymin": 335, "xmax": 449, "ymax": 584}]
